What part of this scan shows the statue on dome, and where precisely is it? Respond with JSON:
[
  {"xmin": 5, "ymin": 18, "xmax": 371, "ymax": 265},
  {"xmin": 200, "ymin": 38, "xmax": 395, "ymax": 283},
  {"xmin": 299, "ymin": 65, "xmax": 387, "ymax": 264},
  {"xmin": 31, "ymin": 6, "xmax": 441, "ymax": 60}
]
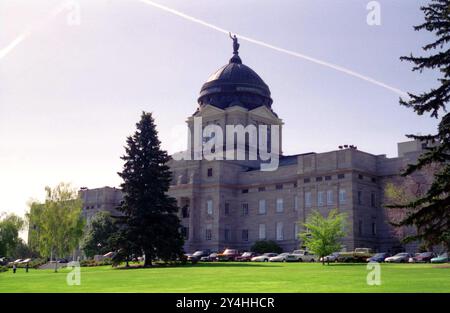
[{"xmin": 229, "ymin": 32, "xmax": 239, "ymax": 55}]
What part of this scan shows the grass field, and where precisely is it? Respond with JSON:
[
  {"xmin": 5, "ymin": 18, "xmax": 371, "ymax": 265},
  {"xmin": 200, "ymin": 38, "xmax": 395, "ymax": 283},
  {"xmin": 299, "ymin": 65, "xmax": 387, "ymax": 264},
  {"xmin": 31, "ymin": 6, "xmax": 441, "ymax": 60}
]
[{"xmin": 0, "ymin": 262, "xmax": 449, "ymax": 293}]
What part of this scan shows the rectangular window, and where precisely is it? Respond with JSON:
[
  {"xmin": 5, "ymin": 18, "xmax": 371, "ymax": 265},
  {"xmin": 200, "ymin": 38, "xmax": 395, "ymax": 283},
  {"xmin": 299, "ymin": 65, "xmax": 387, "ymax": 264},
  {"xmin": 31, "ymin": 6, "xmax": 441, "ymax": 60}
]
[
  {"xmin": 259, "ymin": 224, "xmax": 266, "ymax": 240},
  {"xmin": 293, "ymin": 182, "xmax": 298, "ymax": 188},
  {"xmin": 207, "ymin": 200, "xmax": 213, "ymax": 215},
  {"xmin": 316, "ymin": 177, "xmax": 323, "ymax": 182},
  {"xmin": 305, "ymin": 192, "xmax": 312, "ymax": 207},
  {"xmin": 304, "ymin": 178, "xmax": 310, "ymax": 183},
  {"xmin": 318, "ymin": 191, "xmax": 324, "ymax": 206},
  {"xmin": 294, "ymin": 223, "xmax": 299, "ymax": 239},
  {"xmin": 371, "ymin": 193, "xmax": 376, "ymax": 207},
  {"xmin": 258, "ymin": 186, "xmax": 266, "ymax": 192},
  {"xmin": 205, "ymin": 228, "xmax": 212, "ymax": 240},
  {"xmin": 371, "ymin": 177, "xmax": 377, "ymax": 183},
  {"xmin": 327, "ymin": 190, "xmax": 333, "ymax": 205},
  {"xmin": 338, "ymin": 173, "xmax": 345, "ymax": 179},
  {"xmin": 294, "ymin": 196, "xmax": 299, "ymax": 211},
  {"xmin": 358, "ymin": 220, "xmax": 363, "ymax": 236},
  {"xmin": 276, "ymin": 184, "xmax": 283, "ymax": 190},
  {"xmin": 242, "ymin": 229, "xmax": 249, "ymax": 241},
  {"xmin": 276, "ymin": 198, "xmax": 284, "ymax": 212},
  {"xmin": 181, "ymin": 227, "xmax": 189, "ymax": 240},
  {"xmin": 372, "ymin": 222, "xmax": 377, "ymax": 236},
  {"xmin": 207, "ymin": 168, "xmax": 213, "ymax": 177},
  {"xmin": 224, "ymin": 202, "xmax": 230, "ymax": 216},
  {"xmin": 258, "ymin": 199, "xmax": 266, "ymax": 214},
  {"xmin": 242, "ymin": 189, "xmax": 249, "ymax": 194},
  {"xmin": 276, "ymin": 222, "xmax": 284, "ymax": 241},
  {"xmin": 224, "ymin": 229, "xmax": 230, "ymax": 241},
  {"xmin": 241, "ymin": 203, "xmax": 249, "ymax": 216},
  {"xmin": 358, "ymin": 174, "xmax": 363, "ymax": 180},
  {"xmin": 339, "ymin": 189, "xmax": 346, "ymax": 204},
  {"xmin": 358, "ymin": 191, "xmax": 362, "ymax": 205},
  {"xmin": 325, "ymin": 175, "xmax": 332, "ymax": 181}
]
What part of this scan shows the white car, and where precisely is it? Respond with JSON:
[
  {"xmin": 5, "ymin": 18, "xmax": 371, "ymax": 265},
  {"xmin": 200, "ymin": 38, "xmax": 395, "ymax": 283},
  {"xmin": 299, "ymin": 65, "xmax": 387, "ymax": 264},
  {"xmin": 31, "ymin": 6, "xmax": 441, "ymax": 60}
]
[
  {"xmin": 285, "ymin": 250, "xmax": 317, "ymax": 262},
  {"xmin": 269, "ymin": 253, "xmax": 290, "ymax": 262},
  {"xmin": 385, "ymin": 252, "xmax": 411, "ymax": 263},
  {"xmin": 251, "ymin": 253, "xmax": 278, "ymax": 262}
]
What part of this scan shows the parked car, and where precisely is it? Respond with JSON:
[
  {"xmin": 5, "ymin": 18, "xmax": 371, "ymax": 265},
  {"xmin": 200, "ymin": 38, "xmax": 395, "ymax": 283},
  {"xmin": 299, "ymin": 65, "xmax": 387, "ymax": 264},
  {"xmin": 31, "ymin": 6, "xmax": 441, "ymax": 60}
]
[
  {"xmin": 385, "ymin": 252, "xmax": 412, "ymax": 263},
  {"xmin": 200, "ymin": 253, "xmax": 218, "ymax": 262},
  {"xmin": 236, "ymin": 252, "xmax": 258, "ymax": 262},
  {"xmin": 367, "ymin": 252, "xmax": 391, "ymax": 263},
  {"xmin": 431, "ymin": 252, "xmax": 449, "ymax": 263},
  {"xmin": 57, "ymin": 258, "xmax": 68, "ymax": 264},
  {"xmin": 285, "ymin": 250, "xmax": 317, "ymax": 262},
  {"xmin": 251, "ymin": 253, "xmax": 278, "ymax": 262},
  {"xmin": 337, "ymin": 248, "xmax": 374, "ymax": 262},
  {"xmin": 0, "ymin": 257, "xmax": 9, "ymax": 266},
  {"xmin": 408, "ymin": 252, "xmax": 436, "ymax": 263},
  {"xmin": 269, "ymin": 253, "xmax": 290, "ymax": 262},
  {"xmin": 187, "ymin": 250, "xmax": 210, "ymax": 262},
  {"xmin": 320, "ymin": 252, "xmax": 340, "ymax": 263},
  {"xmin": 217, "ymin": 249, "xmax": 240, "ymax": 261}
]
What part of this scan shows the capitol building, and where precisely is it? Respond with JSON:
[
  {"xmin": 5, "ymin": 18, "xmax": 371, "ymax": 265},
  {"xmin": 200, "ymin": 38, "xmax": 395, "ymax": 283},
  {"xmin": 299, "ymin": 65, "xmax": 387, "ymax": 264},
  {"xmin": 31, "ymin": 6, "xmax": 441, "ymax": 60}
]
[{"xmin": 80, "ymin": 40, "xmax": 424, "ymax": 254}]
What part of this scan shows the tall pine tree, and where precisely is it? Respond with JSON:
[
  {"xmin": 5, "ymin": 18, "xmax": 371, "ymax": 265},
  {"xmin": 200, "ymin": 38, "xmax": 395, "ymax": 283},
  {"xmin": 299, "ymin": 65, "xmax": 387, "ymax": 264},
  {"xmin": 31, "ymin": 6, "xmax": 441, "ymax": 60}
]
[
  {"xmin": 118, "ymin": 112, "xmax": 184, "ymax": 266},
  {"xmin": 392, "ymin": 0, "xmax": 450, "ymax": 249}
]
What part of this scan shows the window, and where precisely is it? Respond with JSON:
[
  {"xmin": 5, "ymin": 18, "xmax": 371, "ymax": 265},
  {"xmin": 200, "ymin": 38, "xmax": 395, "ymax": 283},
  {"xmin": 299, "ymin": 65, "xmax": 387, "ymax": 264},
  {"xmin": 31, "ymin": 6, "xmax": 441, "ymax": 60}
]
[
  {"xmin": 372, "ymin": 222, "xmax": 377, "ymax": 236},
  {"xmin": 339, "ymin": 189, "xmax": 346, "ymax": 204},
  {"xmin": 224, "ymin": 229, "xmax": 230, "ymax": 241},
  {"xmin": 241, "ymin": 203, "xmax": 249, "ymax": 216},
  {"xmin": 318, "ymin": 191, "xmax": 324, "ymax": 206},
  {"xmin": 305, "ymin": 192, "xmax": 312, "ymax": 207},
  {"xmin": 182, "ymin": 206, "xmax": 190, "ymax": 218},
  {"xmin": 258, "ymin": 186, "xmax": 266, "ymax": 192},
  {"xmin": 205, "ymin": 228, "xmax": 212, "ymax": 240},
  {"xmin": 357, "ymin": 191, "xmax": 362, "ymax": 205},
  {"xmin": 294, "ymin": 196, "xmax": 299, "ymax": 211},
  {"xmin": 276, "ymin": 184, "xmax": 283, "ymax": 190},
  {"xmin": 304, "ymin": 178, "xmax": 310, "ymax": 183},
  {"xmin": 325, "ymin": 175, "xmax": 332, "ymax": 181},
  {"xmin": 316, "ymin": 177, "xmax": 323, "ymax": 182},
  {"xmin": 327, "ymin": 190, "xmax": 333, "ymax": 205},
  {"xmin": 207, "ymin": 168, "xmax": 213, "ymax": 177},
  {"xmin": 276, "ymin": 198, "xmax": 284, "ymax": 212},
  {"xmin": 242, "ymin": 229, "xmax": 249, "ymax": 241},
  {"xmin": 371, "ymin": 193, "xmax": 376, "ymax": 207},
  {"xmin": 293, "ymin": 182, "xmax": 298, "ymax": 188},
  {"xmin": 258, "ymin": 224, "xmax": 266, "ymax": 240},
  {"xmin": 207, "ymin": 200, "xmax": 213, "ymax": 215},
  {"xmin": 242, "ymin": 189, "xmax": 249, "ymax": 194},
  {"xmin": 181, "ymin": 227, "xmax": 189, "ymax": 240},
  {"xmin": 258, "ymin": 199, "xmax": 266, "ymax": 214},
  {"xmin": 338, "ymin": 173, "xmax": 345, "ymax": 179},
  {"xmin": 358, "ymin": 174, "xmax": 363, "ymax": 180},
  {"xmin": 294, "ymin": 223, "xmax": 299, "ymax": 239},
  {"xmin": 358, "ymin": 220, "xmax": 363, "ymax": 236},
  {"xmin": 276, "ymin": 222, "xmax": 284, "ymax": 241},
  {"xmin": 224, "ymin": 202, "xmax": 230, "ymax": 216},
  {"xmin": 371, "ymin": 177, "xmax": 377, "ymax": 183}
]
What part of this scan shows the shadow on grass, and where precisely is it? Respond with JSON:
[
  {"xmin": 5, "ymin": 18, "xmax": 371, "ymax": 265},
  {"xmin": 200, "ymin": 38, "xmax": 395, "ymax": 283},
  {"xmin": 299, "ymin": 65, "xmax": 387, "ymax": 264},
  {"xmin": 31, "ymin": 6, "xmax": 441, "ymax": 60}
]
[{"xmin": 113, "ymin": 262, "xmax": 283, "ymax": 270}]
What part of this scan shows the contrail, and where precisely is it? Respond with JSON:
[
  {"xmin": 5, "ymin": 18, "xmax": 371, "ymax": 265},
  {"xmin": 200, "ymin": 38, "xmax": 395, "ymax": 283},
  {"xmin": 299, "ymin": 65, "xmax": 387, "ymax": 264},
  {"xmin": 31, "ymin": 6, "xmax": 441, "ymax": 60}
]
[
  {"xmin": 138, "ymin": 0, "xmax": 409, "ymax": 98},
  {"xmin": 0, "ymin": 2, "xmax": 66, "ymax": 61}
]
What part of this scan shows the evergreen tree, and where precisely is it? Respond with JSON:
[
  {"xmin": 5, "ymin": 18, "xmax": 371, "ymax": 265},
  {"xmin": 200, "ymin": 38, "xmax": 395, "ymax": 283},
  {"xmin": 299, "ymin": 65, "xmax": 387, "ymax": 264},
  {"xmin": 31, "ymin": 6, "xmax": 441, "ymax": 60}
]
[
  {"xmin": 393, "ymin": 0, "xmax": 450, "ymax": 249},
  {"xmin": 118, "ymin": 112, "xmax": 184, "ymax": 267}
]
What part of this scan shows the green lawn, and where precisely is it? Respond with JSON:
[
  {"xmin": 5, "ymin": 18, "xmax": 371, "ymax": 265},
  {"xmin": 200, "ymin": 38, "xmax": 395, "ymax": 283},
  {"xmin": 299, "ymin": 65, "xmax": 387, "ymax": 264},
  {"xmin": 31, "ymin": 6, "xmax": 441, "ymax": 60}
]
[{"xmin": 0, "ymin": 262, "xmax": 449, "ymax": 293}]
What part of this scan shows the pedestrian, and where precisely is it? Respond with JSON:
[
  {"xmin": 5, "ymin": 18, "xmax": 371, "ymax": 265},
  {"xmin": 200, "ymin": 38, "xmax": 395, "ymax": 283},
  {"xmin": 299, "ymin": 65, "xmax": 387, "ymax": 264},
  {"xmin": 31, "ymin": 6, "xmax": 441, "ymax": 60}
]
[
  {"xmin": 13, "ymin": 263, "xmax": 17, "ymax": 274},
  {"xmin": 25, "ymin": 262, "xmax": 29, "ymax": 273}
]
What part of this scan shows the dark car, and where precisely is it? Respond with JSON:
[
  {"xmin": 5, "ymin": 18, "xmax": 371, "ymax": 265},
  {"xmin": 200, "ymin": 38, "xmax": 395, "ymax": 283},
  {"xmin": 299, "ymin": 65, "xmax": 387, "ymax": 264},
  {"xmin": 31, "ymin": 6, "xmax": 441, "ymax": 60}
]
[
  {"xmin": 409, "ymin": 252, "xmax": 436, "ymax": 263},
  {"xmin": 236, "ymin": 252, "xmax": 259, "ymax": 262},
  {"xmin": 57, "ymin": 258, "xmax": 68, "ymax": 263},
  {"xmin": 187, "ymin": 250, "xmax": 210, "ymax": 262},
  {"xmin": 217, "ymin": 249, "xmax": 240, "ymax": 261},
  {"xmin": 367, "ymin": 252, "xmax": 390, "ymax": 263}
]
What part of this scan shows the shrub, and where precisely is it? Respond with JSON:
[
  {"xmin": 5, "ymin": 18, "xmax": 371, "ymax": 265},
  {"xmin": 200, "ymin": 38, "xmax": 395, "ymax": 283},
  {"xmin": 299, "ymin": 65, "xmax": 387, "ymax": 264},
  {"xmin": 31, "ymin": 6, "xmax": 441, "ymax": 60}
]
[
  {"xmin": 0, "ymin": 266, "xmax": 8, "ymax": 273},
  {"xmin": 79, "ymin": 258, "xmax": 113, "ymax": 267},
  {"xmin": 250, "ymin": 240, "xmax": 283, "ymax": 254}
]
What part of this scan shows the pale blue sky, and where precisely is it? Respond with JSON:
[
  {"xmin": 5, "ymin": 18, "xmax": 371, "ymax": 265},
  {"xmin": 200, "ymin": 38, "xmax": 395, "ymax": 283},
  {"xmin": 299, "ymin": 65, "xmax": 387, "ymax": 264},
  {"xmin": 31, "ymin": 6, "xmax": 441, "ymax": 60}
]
[{"xmin": 0, "ymin": 0, "xmax": 440, "ymax": 221}]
